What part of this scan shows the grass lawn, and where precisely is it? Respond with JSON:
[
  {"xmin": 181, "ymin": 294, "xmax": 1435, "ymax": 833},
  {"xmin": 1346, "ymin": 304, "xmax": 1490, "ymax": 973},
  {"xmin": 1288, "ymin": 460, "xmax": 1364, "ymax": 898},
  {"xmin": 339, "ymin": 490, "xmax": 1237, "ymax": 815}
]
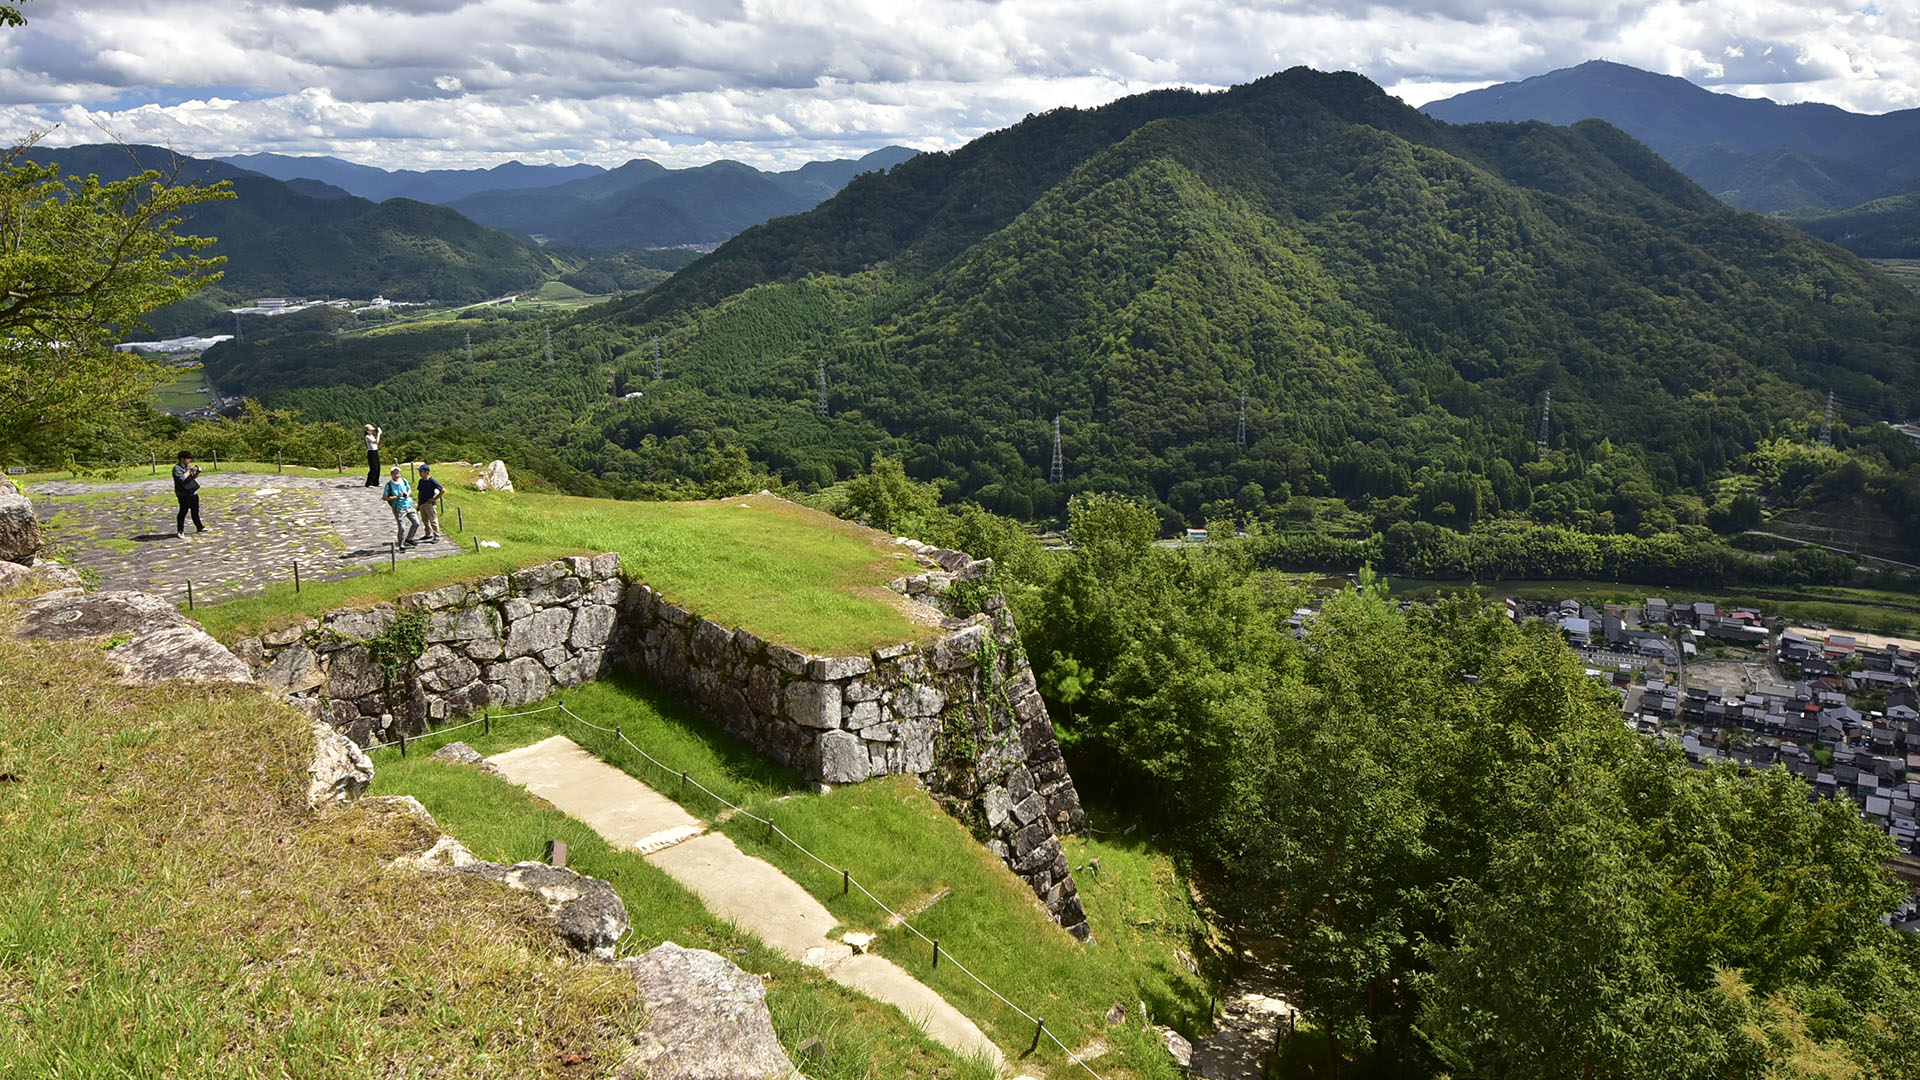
[
  {"xmin": 0, "ymin": 600, "xmax": 648, "ymax": 1078},
  {"xmin": 182, "ymin": 479, "xmax": 925, "ymax": 654},
  {"xmin": 375, "ymin": 676, "xmax": 1212, "ymax": 1079}
]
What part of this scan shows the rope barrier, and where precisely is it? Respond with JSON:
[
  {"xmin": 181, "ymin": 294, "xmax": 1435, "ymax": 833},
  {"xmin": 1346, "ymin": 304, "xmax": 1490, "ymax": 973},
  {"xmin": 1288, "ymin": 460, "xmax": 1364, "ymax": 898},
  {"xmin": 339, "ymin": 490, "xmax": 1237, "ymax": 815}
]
[
  {"xmin": 363, "ymin": 704, "xmax": 561, "ymax": 751},
  {"xmin": 546, "ymin": 702, "xmax": 1109, "ymax": 1080}
]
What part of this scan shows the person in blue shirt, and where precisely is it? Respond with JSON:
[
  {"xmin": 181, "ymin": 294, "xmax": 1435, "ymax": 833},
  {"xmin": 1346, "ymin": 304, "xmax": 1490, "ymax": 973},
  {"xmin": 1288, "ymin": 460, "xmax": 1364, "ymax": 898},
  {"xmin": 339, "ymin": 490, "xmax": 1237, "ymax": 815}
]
[
  {"xmin": 415, "ymin": 464, "xmax": 445, "ymax": 542},
  {"xmin": 381, "ymin": 466, "xmax": 420, "ymax": 547}
]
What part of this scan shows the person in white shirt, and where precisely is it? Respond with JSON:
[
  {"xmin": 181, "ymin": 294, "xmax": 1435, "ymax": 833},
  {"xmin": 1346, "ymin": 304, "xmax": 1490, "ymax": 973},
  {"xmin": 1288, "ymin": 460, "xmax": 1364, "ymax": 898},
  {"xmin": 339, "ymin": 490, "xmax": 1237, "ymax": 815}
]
[{"xmin": 363, "ymin": 424, "xmax": 383, "ymax": 487}]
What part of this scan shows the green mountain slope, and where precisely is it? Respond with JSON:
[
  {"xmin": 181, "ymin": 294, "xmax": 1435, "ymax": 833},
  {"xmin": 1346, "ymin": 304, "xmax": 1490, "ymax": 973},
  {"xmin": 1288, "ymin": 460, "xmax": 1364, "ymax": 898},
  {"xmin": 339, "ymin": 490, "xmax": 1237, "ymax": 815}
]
[
  {"xmin": 26, "ymin": 144, "xmax": 554, "ymax": 315},
  {"xmin": 230, "ymin": 69, "xmax": 1920, "ymax": 543}
]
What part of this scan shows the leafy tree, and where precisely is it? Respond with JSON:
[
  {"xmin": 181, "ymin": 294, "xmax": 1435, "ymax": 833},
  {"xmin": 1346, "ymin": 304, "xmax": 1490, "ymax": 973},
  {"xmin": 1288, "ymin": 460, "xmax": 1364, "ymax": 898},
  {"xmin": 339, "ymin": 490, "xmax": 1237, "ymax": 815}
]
[{"xmin": 0, "ymin": 135, "xmax": 232, "ymax": 454}]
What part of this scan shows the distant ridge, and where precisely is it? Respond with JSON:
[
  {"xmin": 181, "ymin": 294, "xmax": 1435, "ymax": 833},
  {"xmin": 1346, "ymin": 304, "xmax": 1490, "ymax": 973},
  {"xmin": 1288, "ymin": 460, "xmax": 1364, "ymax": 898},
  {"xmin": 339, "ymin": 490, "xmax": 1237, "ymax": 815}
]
[
  {"xmin": 217, "ymin": 153, "xmax": 606, "ymax": 204},
  {"xmin": 1424, "ymin": 60, "xmax": 1920, "ymax": 214}
]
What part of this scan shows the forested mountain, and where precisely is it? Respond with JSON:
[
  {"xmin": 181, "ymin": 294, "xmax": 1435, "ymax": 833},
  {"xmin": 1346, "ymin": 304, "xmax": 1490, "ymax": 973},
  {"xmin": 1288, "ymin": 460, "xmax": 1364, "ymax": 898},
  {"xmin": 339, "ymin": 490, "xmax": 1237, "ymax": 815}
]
[
  {"xmin": 216, "ymin": 68, "xmax": 1920, "ymax": 563},
  {"xmin": 217, "ymin": 153, "xmax": 605, "ymax": 204},
  {"xmin": 1423, "ymin": 61, "xmax": 1920, "ymax": 212},
  {"xmin": 31, "ymin": 145, "xmax": 553, "ymax": 317},
  {"xmin": 444, "ymin": 146, "xmax": 919, "ymax": 250}
]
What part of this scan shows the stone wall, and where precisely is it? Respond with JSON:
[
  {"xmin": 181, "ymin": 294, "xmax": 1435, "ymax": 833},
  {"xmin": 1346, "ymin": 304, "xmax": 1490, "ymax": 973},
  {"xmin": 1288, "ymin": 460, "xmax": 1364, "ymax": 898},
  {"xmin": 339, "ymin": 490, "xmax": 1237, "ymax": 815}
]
[
  {"xmin": 621, "ymin": 542, "xmax": 1091, "ymax": 939},
  {"xmin": 237, "ymin": 554, "xmax": 624, "ymax": 746}
]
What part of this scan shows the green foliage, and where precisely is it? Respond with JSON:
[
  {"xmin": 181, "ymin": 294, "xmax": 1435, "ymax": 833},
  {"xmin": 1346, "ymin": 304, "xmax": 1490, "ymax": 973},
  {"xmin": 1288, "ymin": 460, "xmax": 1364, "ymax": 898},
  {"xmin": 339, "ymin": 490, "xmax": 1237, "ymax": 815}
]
[{"xmin": 0, "ymin": 136, "xmax": 233, "ymax": 455}]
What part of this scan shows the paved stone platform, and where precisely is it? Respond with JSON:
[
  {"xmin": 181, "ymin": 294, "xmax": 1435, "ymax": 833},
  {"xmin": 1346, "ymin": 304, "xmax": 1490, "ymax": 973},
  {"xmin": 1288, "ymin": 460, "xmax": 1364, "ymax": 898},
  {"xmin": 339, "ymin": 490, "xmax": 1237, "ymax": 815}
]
[{"xmin": 27, "ymin": 473, "xmax": 467, "ymax": 605}]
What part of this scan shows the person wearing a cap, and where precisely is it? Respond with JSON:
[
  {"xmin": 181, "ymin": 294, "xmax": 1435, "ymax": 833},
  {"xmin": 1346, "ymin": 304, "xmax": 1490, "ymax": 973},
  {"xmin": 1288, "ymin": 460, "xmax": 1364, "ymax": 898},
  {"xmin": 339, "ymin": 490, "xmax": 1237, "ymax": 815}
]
[
  {"xmin": 363, "ymin": 423, "xmax": 384, "ymax": 487},
  {"xmin": 416, "ymin": 464, "xmax": 445, "ymax": 541},
  {"xmin": 382, "ymin": 465, "xmax": 421, "ymax": 547}
]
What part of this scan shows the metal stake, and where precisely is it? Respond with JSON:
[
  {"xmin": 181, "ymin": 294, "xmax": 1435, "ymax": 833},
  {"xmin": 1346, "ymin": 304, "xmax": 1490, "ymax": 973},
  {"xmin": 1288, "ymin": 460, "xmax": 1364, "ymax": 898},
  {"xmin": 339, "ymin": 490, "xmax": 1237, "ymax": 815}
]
[
  {"xmin": 483, "ymin": 710, "xmax": 491, "ymax": 735},
  {"xmin": 293, "ymin": 562, "xmax": 301, "ymax": 593},
  {"xmin": 390, "ymin": 541, "xmax": 396, "ymax": 571},
  {"xmin": 457, "ymin": 506, "xmax": 464, "ymax": 533},
  {"xmin": 398, "ymin": 731, "xmax": 407, "ymax": 757},
  {"xmin": 933, "ymin": 939, "xmax": 941, "ymax": 969},
  {"xmin": 842, "ymin": 869, "xmax": 850, "ymax": 896},
  {"xmin": 211, "ymin": 449, "xmax": 217, "ymax": 472},
  {"xmin": 1028, "ymin": 1018, "xmax": 1045, "ymax": 1055},
  {"xmin": 186, "ymin": 580, "xmax": 194, "ymax": 611}
]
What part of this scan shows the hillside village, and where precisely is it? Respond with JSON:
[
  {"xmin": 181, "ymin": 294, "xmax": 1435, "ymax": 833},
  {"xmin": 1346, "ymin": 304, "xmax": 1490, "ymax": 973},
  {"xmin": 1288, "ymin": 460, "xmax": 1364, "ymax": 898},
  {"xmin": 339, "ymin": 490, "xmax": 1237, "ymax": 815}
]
[{"xmin": 1514, "ymin": 595, "xmax": 1920, "ymax": 918}]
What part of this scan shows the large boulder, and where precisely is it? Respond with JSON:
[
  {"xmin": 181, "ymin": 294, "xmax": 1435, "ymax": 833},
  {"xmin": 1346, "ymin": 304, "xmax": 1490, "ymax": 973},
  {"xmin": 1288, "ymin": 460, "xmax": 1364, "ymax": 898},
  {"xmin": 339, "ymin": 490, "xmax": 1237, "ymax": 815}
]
[
  {"xmin": 454, "ymin": 861, "xmax": 628, "ymax": 960},
  {"xmin": 0, "ymin": 491, "xmax": 41, "ymax": 563},
  {"xmin": 473, "ymin": 460, "xmax": 513, "ymax": 492},
  {"xmin": 615, "ymin": 942, "xmax": 799, "ymax": 1080},
  {"xmin": 307, "ymin": 720, "xmax": 374, "ymax": 808},
  {"xmin": 15, "ymin": 589, "xmax": 253, "ymax": 688}
]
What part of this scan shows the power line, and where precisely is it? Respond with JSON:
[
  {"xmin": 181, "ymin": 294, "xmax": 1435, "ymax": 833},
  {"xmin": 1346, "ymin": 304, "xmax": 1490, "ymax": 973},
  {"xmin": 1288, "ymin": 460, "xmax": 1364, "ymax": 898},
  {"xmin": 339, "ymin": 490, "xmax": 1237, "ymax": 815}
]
[{"xmin": 1050, "ymin": 414, "xmax": 1064, "ymax": 484}]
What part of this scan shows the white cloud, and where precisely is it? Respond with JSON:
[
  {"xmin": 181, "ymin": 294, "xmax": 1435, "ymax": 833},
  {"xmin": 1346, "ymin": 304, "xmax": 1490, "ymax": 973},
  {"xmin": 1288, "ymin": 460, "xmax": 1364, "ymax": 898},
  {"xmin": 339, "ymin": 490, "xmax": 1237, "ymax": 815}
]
[{"xmin": 0, "ymin": 0, "xmax": 1915, "ymax": 169}]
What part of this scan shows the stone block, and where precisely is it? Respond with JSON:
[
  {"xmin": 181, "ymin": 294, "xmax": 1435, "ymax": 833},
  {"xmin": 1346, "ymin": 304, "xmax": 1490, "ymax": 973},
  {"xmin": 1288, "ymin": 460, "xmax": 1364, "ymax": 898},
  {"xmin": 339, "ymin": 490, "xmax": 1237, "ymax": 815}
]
[
  {"xmin": 569, "ymin": 603, "xmax": 618, "ymax": 649},
  {"xmin": 847, "ymin": 700, "xmax": 883, "ymax": 729},
  {"xmin": 931, "ymin": 624, "xmax": 988, "ymax": 671},
  {"xmin": 525, "ymin": 575, "xmax": 584, "ymax": 605},
  {"xmin": 895, "ymin": 683, "xmax": 946, "ymax": 718},
  {"xmin": 1006, "ymin": 765, "xmax": 1035, "ymax": 801},
  {"xmin": 563, "ymin": 555, "xmax": 592, "ymax": 579},
  {"xmin": 427, "ymin": 606, "xmax": 496, "ymax": 643},
  {"xmin": 766, "ymin": 644, "xmax": 809, "ymax": 676},
  {"xmin": 442, "ymin": 680, "xmax": 489, "ymax": 714},
  {"xmin": 505, "ymin": 607, "xmax": 573, "ymax": 659},
  {"xmin": 501, "ymin": 597, "xmax": 535, "ymax": 624},
  {"xmin": 783, "ymin": 680, "xmax": 842, "ymax": 729},
  {"xmin": 934, "ymin": 549, "xmax": 971, "ymax": 572},
  {"xmin": 624, "ymin": 585, "xmax": 656, "ymax": 622},
  {"xmin": 745, "ymin": 664, "xmax": 779, "ymax": 717},
  {"xmin": 589, "ymin": 579, "xmax": 623, "ymax": 605},
  {"xmin": 262, "ymin": 619, "xmax": 317, "ymax": 648},
  {"xmin": 463, "ymin": 632, "xmax": 503, "ymax": 662},
  {"xmin": 817, "ymin": 730, "xmax": 871, "ymax": 784},
  {"xmin": 472, "ymin": 575, "xmax": 510, "ymax": 601},
  {"xmin": 490, "ymin": 656, "xmax": 551, "ymax": 707},
  {"xmin": 732, "ymin": 627, "xmax": 766, "ymax": 659},
  {"xmin": 955, "ymin": 557, "xmax": 993, "ymax": 582},
  {"xmin": 691, "ymin": 619, "xmax": 734, "ymax": 665},
  {"xmin": 510, "ymin": 562, "xmax": 561, "ymax": 592},
  {"xmin": 655, "ymin": 600, "xmax": 692, "ymax": 628},
  {"xmin": 325, "ymin": 645, "xmax": 383, "ymax": 701},
  {"xmin": 263, "ymin": 642, "xmax": 325, "ymax": 696},
  {"xmin": 0, "ymin": 492, "xmax": 43, "ymax": 563},
  {"xmin": 552, "ymin": 650, "xmax": 601, "ymax": 689},
  {"xmin": 324, "ymin": 607, "xmax": 393, "ymax": 641},
  {"xmin": 539, "ymin": 646, "xmax": 571, "ymax": 668},
  {"xmin": 984, "ymin": 787, "xmax": 1014, "ymax": 828},
  {"xmin": 399, "ymin": 583, "xmax": 468, "ymax": 612},
  {"xmin": 844, "ymin": 676, "xmax": 883, "ymax": 703},
  {"xmin": 1011, "ymin": 821, "xmax": 1050, "ymax": 861},
  {"xmin": 809, "ymin": 655, "xmax": 872, "ymax": 680},
  {"xmin": 590, "ymin": 552, "xmax": 621, "ymax": 579}
]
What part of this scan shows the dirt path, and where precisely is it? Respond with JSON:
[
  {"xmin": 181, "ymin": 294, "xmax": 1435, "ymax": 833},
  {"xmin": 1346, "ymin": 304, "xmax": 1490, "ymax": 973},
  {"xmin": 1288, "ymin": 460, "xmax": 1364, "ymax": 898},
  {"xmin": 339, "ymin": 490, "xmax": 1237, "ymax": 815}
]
[
  {"xmin": 487, "ymin": 736, "xmax": 1005, "ymax": 1070},
  {"xmin": 1190, "ymin": 964, "xmax": 1296, "ymax": 1080}
]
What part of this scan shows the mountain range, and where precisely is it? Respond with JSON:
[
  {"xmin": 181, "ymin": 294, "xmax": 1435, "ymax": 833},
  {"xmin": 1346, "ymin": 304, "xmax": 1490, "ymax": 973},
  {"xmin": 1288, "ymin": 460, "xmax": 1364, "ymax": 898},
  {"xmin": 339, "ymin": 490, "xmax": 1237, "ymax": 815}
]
[
  {"xmin": 237, "ymin": 67, "xmax": 1918, "ymax": 531},
  {"xmin": 218, "ymin": 146, "xmax": 920, "ymax": 252},
  {"xmin": 1424, "ymin": 61, "xmax": 1920, "ymax": 255}
]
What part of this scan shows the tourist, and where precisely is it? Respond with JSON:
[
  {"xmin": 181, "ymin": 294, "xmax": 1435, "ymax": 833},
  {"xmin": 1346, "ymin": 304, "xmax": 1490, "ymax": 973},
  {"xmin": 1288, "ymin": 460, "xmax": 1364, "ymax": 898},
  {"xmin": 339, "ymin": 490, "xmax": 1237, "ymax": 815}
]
[
  {"xmin": 172, "ymin": 451, "xmax": 204, "ymax": 538},
  {"xmin": 382, "ymin": 465, "xmax": 421, "ymax": 547},
  {"xmin": 416, "ymin": 464, "xmax": 445, "ymax": 541},
  {"xmin": 363, "ymin": 423, "xmax": 383, "ymax": 487}
]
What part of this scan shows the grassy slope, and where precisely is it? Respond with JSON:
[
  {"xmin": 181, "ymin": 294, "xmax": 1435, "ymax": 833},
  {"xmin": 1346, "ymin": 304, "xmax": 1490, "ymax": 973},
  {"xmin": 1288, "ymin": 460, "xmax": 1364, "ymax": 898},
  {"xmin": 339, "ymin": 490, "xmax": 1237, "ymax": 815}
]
[
  {"xmin": 15, "ymin": 463, "xmax": 925, "ymax": 653},
  {"xmin": 0, "ymin": 600, "xmax": 645, "ymax": 1078},
  {"xmin": 376, "ymin": 677, "xmax": 1211, "ymax": 1079}
]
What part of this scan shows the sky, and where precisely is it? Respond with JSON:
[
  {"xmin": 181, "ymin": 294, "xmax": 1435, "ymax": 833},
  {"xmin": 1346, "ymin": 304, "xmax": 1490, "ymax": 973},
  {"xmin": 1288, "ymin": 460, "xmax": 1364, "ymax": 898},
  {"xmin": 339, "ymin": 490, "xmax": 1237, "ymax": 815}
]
[{"xmin": 2, "ymin": 0, "xmax": 1915, "ymax": 171}]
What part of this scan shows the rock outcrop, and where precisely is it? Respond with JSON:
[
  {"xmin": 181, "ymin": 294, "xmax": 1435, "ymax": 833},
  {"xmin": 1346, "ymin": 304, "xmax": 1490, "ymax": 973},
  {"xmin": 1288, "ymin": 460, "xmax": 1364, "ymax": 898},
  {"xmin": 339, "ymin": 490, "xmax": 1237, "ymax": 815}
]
[
  {"xmin": 473, "ymin": 460, "xmax": 514, "ymax": 492},
  {"xmin": 307, "ymin": 720, "xmax": 374, "ymax": 808},
  {"xmin": 0, "ymin": 489, "xmax": 42, "ymax": 564},
  {"xmin": 15, "ymin": 589, "xmax": 254, "ymax": 687},
  {"xmin": 615, "ymin": 942, "xmax": 799, "ymax": 1080},
  {"xmin": 0, "ymin": 557, "xmax": 83, "ymax": 592}
]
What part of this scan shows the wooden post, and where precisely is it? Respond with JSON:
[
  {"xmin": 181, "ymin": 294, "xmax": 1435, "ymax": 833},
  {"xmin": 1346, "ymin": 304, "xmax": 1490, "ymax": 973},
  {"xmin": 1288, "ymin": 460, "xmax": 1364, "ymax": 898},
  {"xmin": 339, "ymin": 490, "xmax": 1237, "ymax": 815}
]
[
  {"xmin": 457, "ymin": 505, "xmax": 464, "ymax": 533},
  {"xmin": 1028, "ymin": 1018, "xmax": 1045, "ymax": 1056},
  {"xmin": 293, "ymin": 562, "xmax": 301, "ymax": 593},
  {"xmin": 545, "ymin": 839, "xmax": 568, "ymax": 868},
  {"xmin": 185, "ymin": 580, "xmax": 194, "ymax": 611},
  {"xmin": 483, "ymin": 710, "xmax": 491, "ymax": 736},
  {"xmin": 842, "ymin": 869, "xmax": 849, "ymax": 896},
  {"xmin": 211, "ymin": 449, "xmax": 217, "ymax": 472},
  {"xmin": 275, "ymin": 450, "xmax": 282, "ymax": 473},
  {"xmin": 398, "ymin": 731, "xmax": 407, "ymax": 757},
  {"xmin": 149, "ymin": 451, "xmax": 155, "ymax": 474},
  {"xmin": 389, "ymin": 541, "xmax": 396, "ymax": 571},
  {"xmin": 932, "ymin": 939, "xmax": 940, "ymax": 969},
  {"xmin": 335, "ymin": 452, "xmax": 341, "ymax": 473}
]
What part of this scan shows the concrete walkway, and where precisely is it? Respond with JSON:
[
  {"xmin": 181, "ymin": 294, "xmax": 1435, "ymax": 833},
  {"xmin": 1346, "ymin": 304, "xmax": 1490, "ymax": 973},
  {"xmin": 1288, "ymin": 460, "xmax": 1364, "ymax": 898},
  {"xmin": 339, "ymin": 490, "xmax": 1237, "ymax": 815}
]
[{"xmin": 487, "ymin": 736, "xmax": 1005, "ymax": 1070}]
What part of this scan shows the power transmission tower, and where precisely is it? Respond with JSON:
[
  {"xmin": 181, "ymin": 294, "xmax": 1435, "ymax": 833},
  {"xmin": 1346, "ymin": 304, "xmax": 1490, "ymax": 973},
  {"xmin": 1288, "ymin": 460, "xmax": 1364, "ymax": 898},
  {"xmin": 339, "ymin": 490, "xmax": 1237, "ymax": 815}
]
[
  {"xmin": 542, "ymin": 326, "xmax": 554, "ymax": 365},
  {"xmin": 1236, "ymin": 391, "xmax": 1247, "ymax": 449},
  {"xmin": 234, "ymin": 312, "xmax": 244, "ymax": 346},
  {"xmin": 464, "ymin": 332, "xmax": 472, "ymax": 362},
  {"xmin": 1819, "ymin": 389, "xmax": 1834, "ymax": 447},
  {"xmin": 1536, "ymin": 390, "xmax": 1552, "ymax": 458},
  {"xmin": 1049, "ymin": 414, "xmax": 1064, "ymax": 484},
  {"xmin": 652, "ymin": 336, "xmax": 663, "ymax": 381},
  {"xmin": 815, "ymin": 360, "xmax": 829, "ymax": 418}
]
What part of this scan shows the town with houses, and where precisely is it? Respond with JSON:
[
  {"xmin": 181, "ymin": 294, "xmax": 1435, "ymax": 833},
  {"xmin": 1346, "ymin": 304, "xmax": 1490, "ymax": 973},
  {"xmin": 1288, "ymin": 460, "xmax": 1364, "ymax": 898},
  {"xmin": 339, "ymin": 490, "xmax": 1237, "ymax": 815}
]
[{"xmin": 1507, "ymin": 593, "xmax": 1920, "ymax": 929}]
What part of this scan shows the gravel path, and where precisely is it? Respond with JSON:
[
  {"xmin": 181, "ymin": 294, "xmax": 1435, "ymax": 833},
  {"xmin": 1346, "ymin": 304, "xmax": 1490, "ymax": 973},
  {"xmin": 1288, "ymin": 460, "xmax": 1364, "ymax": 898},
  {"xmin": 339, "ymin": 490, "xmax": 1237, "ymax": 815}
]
[
  {"xmin": 488, "ymin": 735, "xmax": 1005, "ymax": 1069},
  {"xmin": 26, "ymin": 473, "xmax": 467, "ymax": 605}
]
